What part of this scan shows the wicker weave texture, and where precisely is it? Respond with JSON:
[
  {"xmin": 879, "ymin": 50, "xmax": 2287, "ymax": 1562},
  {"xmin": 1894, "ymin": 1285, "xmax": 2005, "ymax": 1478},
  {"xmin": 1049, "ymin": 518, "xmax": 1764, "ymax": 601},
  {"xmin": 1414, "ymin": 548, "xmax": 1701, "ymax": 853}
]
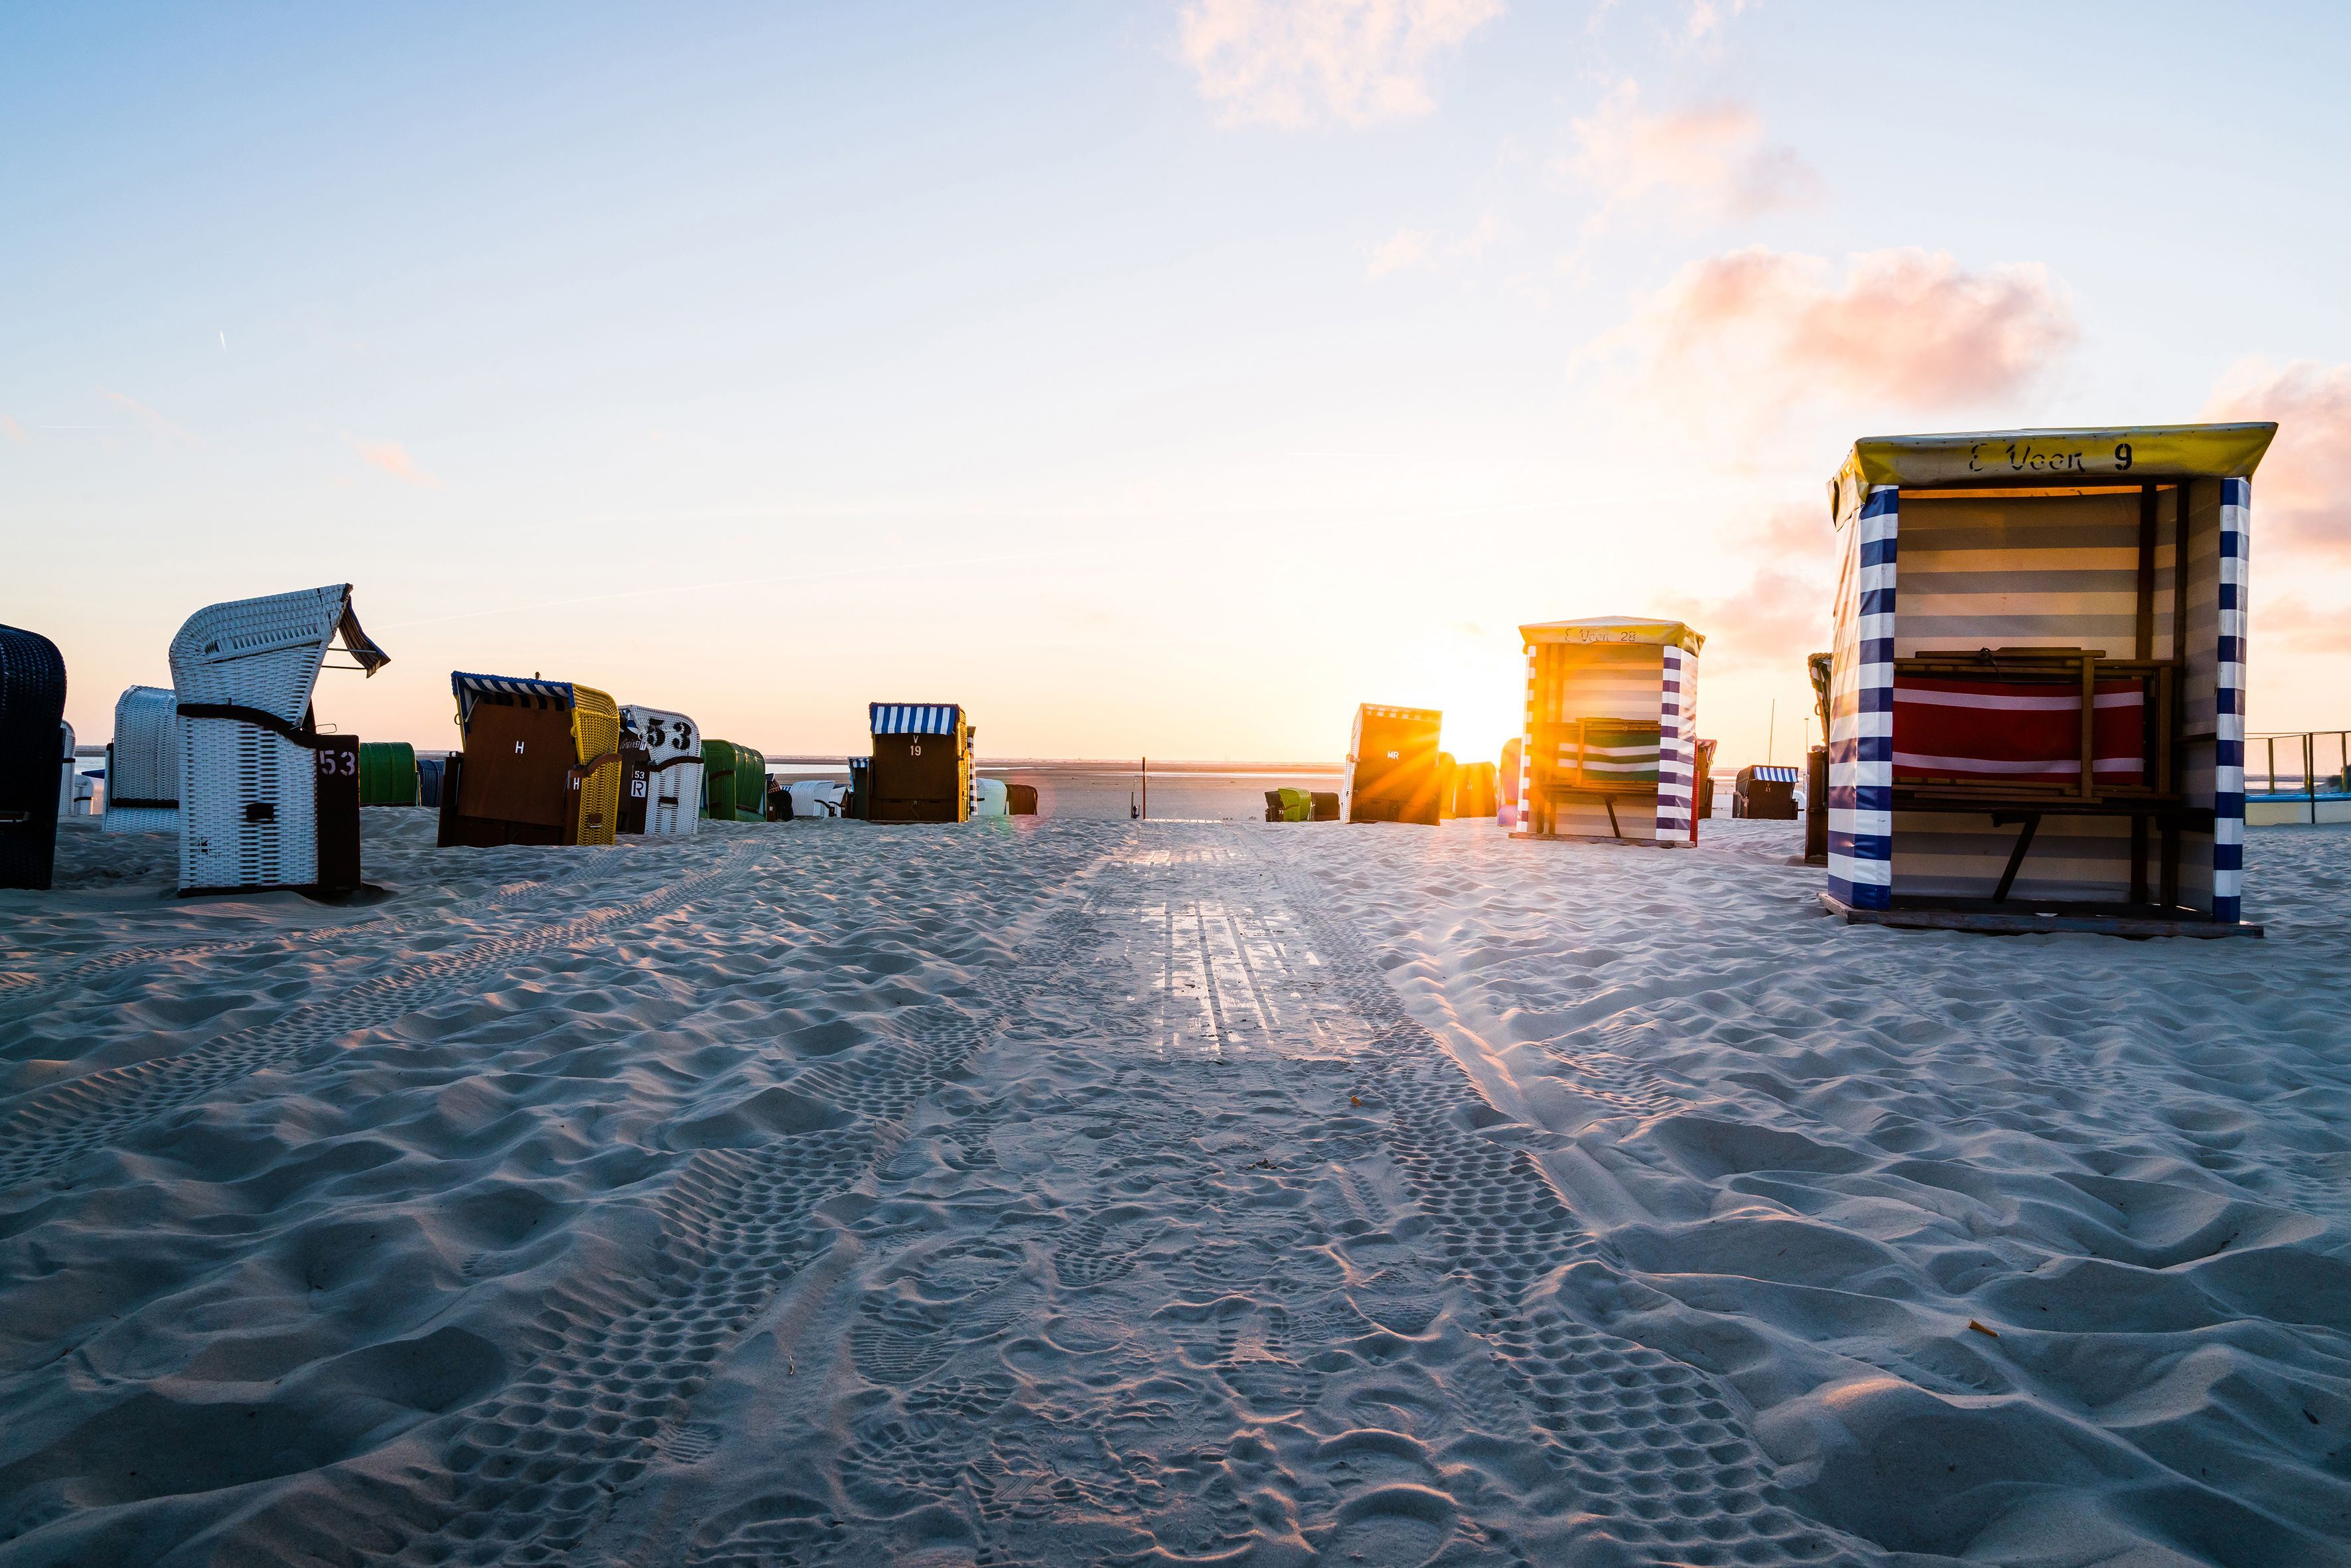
[
  {"xmin": 620, "ymin": 705, "xmax": 703, "ymax": 836},
  {"xmin": 103, "ymin": 685, "xmax": 180, "ymax": 833},
  {"xmin": 168, "ymin": 587, "xmax": 354, "ymax": 891},
  {"xmin": 569, "ymin": 685, "xmax": 622, "ymax": 846}
]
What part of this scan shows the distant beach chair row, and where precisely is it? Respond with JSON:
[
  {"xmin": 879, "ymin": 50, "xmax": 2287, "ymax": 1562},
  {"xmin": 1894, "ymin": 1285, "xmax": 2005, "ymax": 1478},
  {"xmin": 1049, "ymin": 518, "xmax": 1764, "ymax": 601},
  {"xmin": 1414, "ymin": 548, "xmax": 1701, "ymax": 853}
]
[{"xmin": 0, "ymin": 585, "xmax": 809, "ymax": 894}]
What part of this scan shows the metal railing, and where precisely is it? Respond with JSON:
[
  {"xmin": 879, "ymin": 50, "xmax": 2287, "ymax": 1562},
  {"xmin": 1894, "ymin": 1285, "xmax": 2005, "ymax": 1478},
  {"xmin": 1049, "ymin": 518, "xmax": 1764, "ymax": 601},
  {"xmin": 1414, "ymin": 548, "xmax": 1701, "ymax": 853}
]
[{"xmin": 2247, "ymin": 731, "xmax": 2351, "ymax": 798}]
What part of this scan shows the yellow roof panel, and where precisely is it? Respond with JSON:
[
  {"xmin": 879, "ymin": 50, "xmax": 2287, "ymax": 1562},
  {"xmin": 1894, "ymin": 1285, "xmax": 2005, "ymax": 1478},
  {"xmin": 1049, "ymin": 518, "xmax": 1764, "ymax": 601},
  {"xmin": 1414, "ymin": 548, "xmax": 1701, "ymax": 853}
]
[
  {"xmin": 1519, "ymin": 616, "xmax": 1704, "ymax": 654},
  {"xmin": 1837, "ymin": 422, "xmax": 2275, "ymax": 502}
]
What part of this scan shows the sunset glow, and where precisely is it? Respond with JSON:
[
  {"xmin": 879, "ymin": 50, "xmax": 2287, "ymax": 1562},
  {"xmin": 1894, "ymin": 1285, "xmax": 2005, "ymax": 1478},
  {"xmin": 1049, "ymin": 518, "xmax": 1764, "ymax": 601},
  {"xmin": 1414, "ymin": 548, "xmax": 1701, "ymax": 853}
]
[{"xmin": 8, "ymin": 4, "xmax": 2348, "ymax": 770}]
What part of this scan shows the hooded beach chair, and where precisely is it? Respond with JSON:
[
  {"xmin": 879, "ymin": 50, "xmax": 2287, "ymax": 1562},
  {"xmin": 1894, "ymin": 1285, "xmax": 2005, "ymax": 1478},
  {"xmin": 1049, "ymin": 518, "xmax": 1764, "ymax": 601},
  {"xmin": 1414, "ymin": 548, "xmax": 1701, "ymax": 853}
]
[
  {"xmin": 1263, "ymin": 786, "xmax": 1312, "ymax": 823},
  {"xmin": 971, "ymin": 776, "xmax": 1011, "ymax": 818},
  {"xmin": 1823, "ymin": 423, "xmax": 2276, "ymax": 934},
  {"xmin": 1342, "ymin": 705, "xmax": 1443, "ymax": 825},
  {"xmin": 618, "ymin": 705, "xmax": 702, "ymax": 836},
  {"xmin": 58, "ymin": 725, "xmax": 93, "ymax": 816},
  {"xmin": 1453, "ymin": 760, "xmax": 1498, "ymax": 820},
  {"xmin": 867, "ymin": 704, "xmax": 971, "ymax": 823},
  {"xmin": 1693, "ymin": 738, "xmax": 1719, "ymax": 819},
  {"xmin": 417, "ymin": 755, "xmax": 446, "ymax": 809},
  {"xmin": 1, "ymin": 626, "xmax": 69, "ymax": 890},
  {"xmin": 103, "ymin": 685, "xmax": 180, "ymax": 833},
  {"xmin": 699, "ymin": 740, "xmax": 766, "ymax": 823},
  {"xmin": 437, "ymin": 674, "xmax": 622, "ymax": 848},
  {"xmin": 1733, "ymin": 765, "xmax": 1800, "ymax": 820},
  {"xmin": 359, "ymin": 741, "xmax": 419, "ymax": 806},
  {"xmin": 1512, "ymin": 618, "xmax": 1703, "ymax": 845},
  {"xmin": 1497, "ymin": 737, "xmax": 1523, "ymax": 830},
  {"xmin": 169, "ymin": 585, "xmax": 388, "ymax": 894}
]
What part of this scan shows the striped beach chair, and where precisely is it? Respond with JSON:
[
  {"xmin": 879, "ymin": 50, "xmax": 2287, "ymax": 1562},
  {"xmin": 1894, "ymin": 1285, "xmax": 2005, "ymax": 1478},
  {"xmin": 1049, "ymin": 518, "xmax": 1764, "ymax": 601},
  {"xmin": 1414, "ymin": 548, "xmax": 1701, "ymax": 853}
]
[
  {"xmin": 1513, "ymin": 618, "xmax": 1702, "ymax": 845},
  {"xmin": 437, "ymin": 674, "xmax": 623, "ymax": 848},
  {"xmin": 0, "ymin": 625, "xmax": 68, "ymax": 890},
  {"xmin": 868, "ymin": 704, "xmax": 971, "ymax": 823},
  {"xmin": 619, "ymin": 705, "xmax": 701, "ymax": 836},
  {"xmin": 169, "ymin": 585, "xmax": 387, "ymax": 894},
  {"xmin": 1823, "ymin": 423, "xmax": 2275, "ymax": 934},
  {"xmin": 104, "ymin": 685, "xmax": 181, "ymax": 833},
  {"xmin": 1342, "ymin": 705, "xmax": 1444, "ymax": 825}
]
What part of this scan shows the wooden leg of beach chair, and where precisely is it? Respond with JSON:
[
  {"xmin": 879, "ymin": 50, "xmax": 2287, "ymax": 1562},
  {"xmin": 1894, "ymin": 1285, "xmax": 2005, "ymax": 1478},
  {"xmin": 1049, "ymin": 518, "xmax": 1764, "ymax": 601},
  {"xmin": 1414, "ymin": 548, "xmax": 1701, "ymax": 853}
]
[
  {"xmin": 1603, "ymin": 796, "xmax": 1622, "ymax": 840},
  {"xmin": 1992, "ymin": 812, "xmax": 2041, "ymax": 904}
]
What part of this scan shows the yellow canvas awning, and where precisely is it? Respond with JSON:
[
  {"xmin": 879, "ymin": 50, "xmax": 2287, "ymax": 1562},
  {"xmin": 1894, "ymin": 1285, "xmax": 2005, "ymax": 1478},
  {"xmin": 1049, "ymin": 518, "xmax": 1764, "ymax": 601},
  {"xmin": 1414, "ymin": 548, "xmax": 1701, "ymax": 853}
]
[
  {"xmin": 1833, "ymin": 422, "xmax": 2276, "ymax": 520},
  {"xmin": 1520, "ymin": 616, "xmax": 1704, "ymax": 655}
]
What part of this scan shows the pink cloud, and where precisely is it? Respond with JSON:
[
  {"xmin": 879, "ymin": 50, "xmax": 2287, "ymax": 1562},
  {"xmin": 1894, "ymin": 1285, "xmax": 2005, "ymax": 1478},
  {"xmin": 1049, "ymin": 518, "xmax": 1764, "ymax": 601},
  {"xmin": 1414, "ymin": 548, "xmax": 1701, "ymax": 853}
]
[
  {"xmin": 100, "ymin": 388, "xmax": 200, "ymax": 445},
  {"xmin": 2201, "ymin": 359, "xmax": 2351, "ymax": 554},
  {"xmin": 354, "ymin": 438, "xmax": 439, "ymax": 488},
  {"xmin": 1585, "ymin": 248, "xmax": 2077, "ymax": 449},
  {"xmin": 1564, "ymin": 82, "xmax": 1817, "ymax": 227},
  {"xmin": 1660, "ymin": 504, "xmax": 1835, "ymax": 674},
  {"xmin": 1178, "ymin": 0, "xmax": 1502, "ymax": 129},
  {"xmin": 1652, "ymin": 247, "xmax": 2075, "ymax": 407},
  {"xmin": 0, "ymin": 414, "xmax": 24, "ymax": 443}
]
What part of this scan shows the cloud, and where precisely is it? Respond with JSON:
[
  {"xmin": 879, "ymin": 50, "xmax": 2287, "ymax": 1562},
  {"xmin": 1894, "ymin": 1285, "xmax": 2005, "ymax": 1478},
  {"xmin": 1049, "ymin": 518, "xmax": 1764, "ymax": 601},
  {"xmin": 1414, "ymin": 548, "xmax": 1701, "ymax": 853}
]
[
  {"xmin": 1586, "ymin": 247, "xmax": 2076, "ymax": 443},
  {"xmin": 1660, "ymin": 503, "xmax": 1835, "ymax": 674},
  {"xmin": 1178, "ymin": 0, "xmax": 1504, "ymax": 129},
  {"xmin": 1368, "ymin": 228, "xmax": 1435, "ymax": 277},
  {"xmin": 354, "ymin": 438, "xmax": 439, "ymax": 488},
  {"xmin": 2201, "ymin": 358, "xmax": 2351, "ymax": 554},
  {"xmin": 1563, "ymin": 82, "xmax": 1817, "ymax": 228},
  {"xmin": 1683, "ymin": 0, "xmax": 1748, "ymax": 43},
  {"xmin": 1366, "ymin": 210, "xmax": 1504, "ymax": 278},
  {"xmin": 0, "ymin": 415, "xmax": 24, "ymax": 443},
  {"xmin": 2258, "ymin": 594, "xmax": 2351, "ymax": 656},
  {"xmin": 100, "ymin": 389, "xmax": 200, "ymax": 446}
]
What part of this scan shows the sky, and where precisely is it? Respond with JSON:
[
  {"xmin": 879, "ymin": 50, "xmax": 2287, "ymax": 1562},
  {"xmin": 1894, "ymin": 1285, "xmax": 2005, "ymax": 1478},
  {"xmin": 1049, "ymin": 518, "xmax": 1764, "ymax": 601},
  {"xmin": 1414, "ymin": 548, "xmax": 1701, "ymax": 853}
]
[{"xmin": 7, "ymin": 0, "xmax": 2351, "ymax": 769}]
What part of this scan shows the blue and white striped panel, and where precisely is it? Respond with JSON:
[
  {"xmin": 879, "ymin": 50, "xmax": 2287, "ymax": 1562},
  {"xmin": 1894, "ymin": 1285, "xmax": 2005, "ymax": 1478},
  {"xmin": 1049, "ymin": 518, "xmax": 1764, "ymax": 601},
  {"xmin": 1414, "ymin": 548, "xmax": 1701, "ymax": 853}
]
[
  {"xmin": 869, "ymin": 703, "xmax": 962, "ymax": 736},
  {"xmin": 451, "ymin": 671, "xmax": 576, "ymax": 723},
  {"xmin": 1514, "ymin": 647, "xmax": 1537, "ymax": 833},
  {"xmin": 1656, "ymin": 644, "xmax": 1693, "ymax": 840},
  {"xmin": 2212, "ymin": 478, "xmax": 2249, "ymax": 924},
  {"xmin": 1828, "ymin": 486, "xmax": 1897, "ymax": 910}
]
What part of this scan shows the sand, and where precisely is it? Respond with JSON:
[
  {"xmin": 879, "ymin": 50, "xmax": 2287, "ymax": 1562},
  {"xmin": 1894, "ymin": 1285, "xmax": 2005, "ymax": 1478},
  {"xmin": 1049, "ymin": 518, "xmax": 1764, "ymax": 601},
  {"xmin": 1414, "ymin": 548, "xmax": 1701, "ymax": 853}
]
[{"xmin": 1, "ymin": 812, "xmax": 2347, "ymax": 1567}]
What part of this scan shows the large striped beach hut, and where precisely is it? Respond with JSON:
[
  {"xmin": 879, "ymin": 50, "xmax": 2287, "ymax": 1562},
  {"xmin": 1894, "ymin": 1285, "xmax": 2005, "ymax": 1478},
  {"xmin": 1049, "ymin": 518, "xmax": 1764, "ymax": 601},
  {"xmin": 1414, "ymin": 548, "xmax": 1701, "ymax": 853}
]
[
  {"xmin": 1512, "ymin": 617, "xmax": 1702, "ymax": 845},
  {"xmin": 437, "ymin": 673, "xmax": 624, "ymax": 848},
  {"xmin": 1823, "ymin": 423, "xmax": 2275, "ymax": 936},
  {"xmin": 868, "ymin": 703, "xmax": 971, "ymax": 823}
]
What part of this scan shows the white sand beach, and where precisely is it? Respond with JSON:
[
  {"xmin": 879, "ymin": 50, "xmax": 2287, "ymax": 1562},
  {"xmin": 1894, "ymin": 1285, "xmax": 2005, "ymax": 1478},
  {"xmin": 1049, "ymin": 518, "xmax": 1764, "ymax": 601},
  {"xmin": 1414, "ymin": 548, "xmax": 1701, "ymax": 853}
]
[{"xmin": 2, "ymin": 814, "xmax": 2348, "ymax": 1567}]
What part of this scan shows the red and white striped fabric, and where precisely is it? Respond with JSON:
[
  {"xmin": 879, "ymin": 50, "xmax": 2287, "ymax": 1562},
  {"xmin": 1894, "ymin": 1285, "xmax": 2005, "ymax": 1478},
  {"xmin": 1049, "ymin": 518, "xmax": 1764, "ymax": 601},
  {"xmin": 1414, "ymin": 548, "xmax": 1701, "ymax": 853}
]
[{"xmin": 1892, "ymin": 677, "xmax": 2144, "ymax": 786}]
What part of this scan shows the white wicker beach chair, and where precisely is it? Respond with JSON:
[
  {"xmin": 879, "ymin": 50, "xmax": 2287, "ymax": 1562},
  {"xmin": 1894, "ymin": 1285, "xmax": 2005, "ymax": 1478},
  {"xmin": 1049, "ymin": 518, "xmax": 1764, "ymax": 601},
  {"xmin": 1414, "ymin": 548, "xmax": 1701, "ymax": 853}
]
[
  {"xmin": 169, "ymin": 584, "xmax": 389, "ymax": 892},
  {"xmin": 103, "ymin": 685, "xmax": 180, "ymax": 833},
  {"xmin": 57, "ymin": 723, "xmax": 92, "ymax": 816},
  {"xmin": 619, "ymin": 704, "xmax": 702, "ymax": 836}
]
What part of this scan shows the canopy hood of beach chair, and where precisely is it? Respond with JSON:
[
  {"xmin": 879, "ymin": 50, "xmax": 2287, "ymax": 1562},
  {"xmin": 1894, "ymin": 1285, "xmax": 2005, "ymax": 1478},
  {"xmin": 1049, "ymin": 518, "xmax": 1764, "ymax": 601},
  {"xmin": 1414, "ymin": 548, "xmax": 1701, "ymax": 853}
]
[
  {"xmin": 870, "ymin": 703, "xmax": 963, "ymax": 735},
  {"xmin": 451, "ymin": 671, "xmax": 577, "ymax": 725},
  {"xmin": 1830, "ymin": 421, "xmax": 2278, "ymax": 521},
  {"xmin": 1518, "ymin": 616, "xmax": 1704, "ymax": 655}
]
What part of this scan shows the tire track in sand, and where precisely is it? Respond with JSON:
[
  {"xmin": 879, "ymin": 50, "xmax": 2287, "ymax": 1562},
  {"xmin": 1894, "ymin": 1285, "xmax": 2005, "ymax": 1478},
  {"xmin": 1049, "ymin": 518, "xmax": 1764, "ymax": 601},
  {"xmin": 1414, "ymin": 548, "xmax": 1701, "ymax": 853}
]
[
  {"xmin": 0, "ymin": 844, "xmax": 762, "ymax": 1192},
  {"xmin": 1246, "ymin": 837, "xmax": 1869, "ymax": 1567},
  {"xmin": 240, "ymin": 847, "xmax": 1121, "ymax": 1568}
]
